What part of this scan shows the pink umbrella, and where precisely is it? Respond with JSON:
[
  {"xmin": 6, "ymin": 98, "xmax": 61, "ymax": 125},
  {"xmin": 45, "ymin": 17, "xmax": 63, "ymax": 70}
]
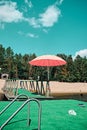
[
  {"xmin": 29, "ymin": 55, "xmax": 66, "ymax": 80},
  {"xmin": 29, "ymin": 55, "xmax": 66, "ymax": 96}
]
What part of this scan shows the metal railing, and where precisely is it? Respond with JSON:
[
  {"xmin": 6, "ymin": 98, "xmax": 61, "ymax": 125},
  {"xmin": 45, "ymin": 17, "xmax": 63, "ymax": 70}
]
[
  {"xmin": 0, "ymin": 97, "xmax": 41, "ymax": 130},
  {"xmin": 0, "ymin": 94, "xmax": 29, "ymax": 115},
  {"xmin": 4, "ymin": 79, "xmax": 48, "ymax": 96}
]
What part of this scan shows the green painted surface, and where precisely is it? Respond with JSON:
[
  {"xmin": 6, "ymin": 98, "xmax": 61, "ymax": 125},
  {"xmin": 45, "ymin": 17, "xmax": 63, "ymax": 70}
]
[
  {"xmin": 17, "ymin": 88, "xmax": 45, "ymax": 98},
  {"xmin": 0, "ymin": 99, "xmax": 87, "ymax": 130}
]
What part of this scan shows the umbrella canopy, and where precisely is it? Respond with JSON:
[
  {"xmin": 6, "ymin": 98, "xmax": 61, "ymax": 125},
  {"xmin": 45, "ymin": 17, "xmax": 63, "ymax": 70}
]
[
  {"xmin": 29, "ymin": 55, "xmax": 66, "ymax": 67},
  {"xmin": 29, "ymin": 55, "xmax": 66, "ymax": 80}
]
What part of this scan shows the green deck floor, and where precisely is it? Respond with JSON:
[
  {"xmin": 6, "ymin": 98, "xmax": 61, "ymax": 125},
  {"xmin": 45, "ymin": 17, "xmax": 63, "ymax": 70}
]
[
  {"xmin": 0, "ymin": 89, "xmax": 87, "ymax": 130},
  {"xmin": 18, "ymin": 88, "xmax": 45, "ymax": 98}
]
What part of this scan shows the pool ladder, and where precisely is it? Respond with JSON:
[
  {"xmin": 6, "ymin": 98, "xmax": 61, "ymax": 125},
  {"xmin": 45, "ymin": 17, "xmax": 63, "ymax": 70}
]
[{"xmin": 0, "ymin": 94, "xmax": 41, "ymax": 130}]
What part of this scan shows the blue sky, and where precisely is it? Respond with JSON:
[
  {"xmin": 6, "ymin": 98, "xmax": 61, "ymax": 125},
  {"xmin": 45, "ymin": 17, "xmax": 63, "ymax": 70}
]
[{"xmin": 0, "ymin": 0, "xmax": 87, "ymax": 58}]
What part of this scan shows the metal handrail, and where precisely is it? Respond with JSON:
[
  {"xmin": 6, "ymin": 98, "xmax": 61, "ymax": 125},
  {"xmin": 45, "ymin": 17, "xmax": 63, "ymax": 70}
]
[
  {"xmin": 0, "ymin": 98, "xmax": 41, "ymax": 130},
  {"xmin": 0, "ymin": 94, "xmax": 29, "ymax": 115}
]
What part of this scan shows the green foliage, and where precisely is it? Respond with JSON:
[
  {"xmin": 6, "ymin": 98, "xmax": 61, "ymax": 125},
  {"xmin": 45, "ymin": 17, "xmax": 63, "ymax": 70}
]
[{"xmin": 0, "ymin": 44, "xmax": 87, "ymax": 82}]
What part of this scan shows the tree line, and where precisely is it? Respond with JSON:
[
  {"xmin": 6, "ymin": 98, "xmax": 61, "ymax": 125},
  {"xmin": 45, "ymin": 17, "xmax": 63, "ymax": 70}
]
[{"xmin": 0, "ymin": 44, "xmax": 87, "ymax": 82}]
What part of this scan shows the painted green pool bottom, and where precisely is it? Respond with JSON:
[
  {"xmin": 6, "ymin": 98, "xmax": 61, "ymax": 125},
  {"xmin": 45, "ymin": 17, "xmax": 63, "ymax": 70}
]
[
  {"xmin": 0, "ymin": 99, "xmax": 87, "ymax": 130},
  {"xmin": 17, "ymin": 88, "xmax": 45, "ymax": 98}
]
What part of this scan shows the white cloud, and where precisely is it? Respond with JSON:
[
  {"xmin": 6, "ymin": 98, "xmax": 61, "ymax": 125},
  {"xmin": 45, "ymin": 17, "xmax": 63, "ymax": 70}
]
[
  {"xmin": 39, "ymin": 5, "xmax": 61, "ymax": 27},
  {"xmin": 27, "ymin": 17, "xmax": 41, "ymax": 28},
  {"xmin": 26, "ymin": 33, "xmax": 39, "ymax": 38},
  {"xmin": 54, "ymin": 0, "xmax": 64, "ymax": 6},
  {"xmin": 0, "ymin": 1, "xmax": 62, "ymax": 30},
  {"xmin": 59, "ymin": 0, "xmax": 64, "ymax": 5},
  {"xmin": 21, "ymin": 6, "xmax": 28, "ymax": 13},
  {"xmin": 27, "ymin": 5, "xmax": 61, "ymax": 28},
  {"xmin": 18, "ymin": 31, "xmax": 39, "ymax": 38},
  {"xmin": 43, "ymin": 28, "xmax": 49, "ymax": 33},
  {"xmin": 0, "ymin": 1, "xmax": 23, "ymax": 23},
  {"xmin": 73, "ymin": 49, "xmax": 87, "ymax": 59},
  {"xmin": 25, "ymin": 0, "xmax": 33, "ymax": 8}
]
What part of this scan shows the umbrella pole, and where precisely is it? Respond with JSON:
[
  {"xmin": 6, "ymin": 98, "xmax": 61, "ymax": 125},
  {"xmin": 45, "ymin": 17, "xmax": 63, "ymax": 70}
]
[
  {"xmin": 46, "ymin": 67, "xmax": 50, "ymax": 97},
  {"xmin": 47, "ymin": 67, "xmax": 49, "ymax": 81}
]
